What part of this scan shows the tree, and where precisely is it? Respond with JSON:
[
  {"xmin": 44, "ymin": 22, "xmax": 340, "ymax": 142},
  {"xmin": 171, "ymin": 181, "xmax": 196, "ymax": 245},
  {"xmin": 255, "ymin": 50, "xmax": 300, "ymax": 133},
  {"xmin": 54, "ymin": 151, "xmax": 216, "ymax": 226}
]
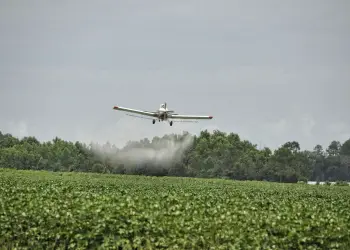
[
  {"xmin": 1, "ymin": 129, "xmax": 350, "ymax": 183},
  {"xmin": 282, "ymin": 141, "xmax": 300, "ymax": 153},
  {"xmin": 340, "ymin": 139, "xmax": 350, "ymax": 167},
  {"xmin": 326, "ymin": 141, "xmax": 341, "ymax": 156}
]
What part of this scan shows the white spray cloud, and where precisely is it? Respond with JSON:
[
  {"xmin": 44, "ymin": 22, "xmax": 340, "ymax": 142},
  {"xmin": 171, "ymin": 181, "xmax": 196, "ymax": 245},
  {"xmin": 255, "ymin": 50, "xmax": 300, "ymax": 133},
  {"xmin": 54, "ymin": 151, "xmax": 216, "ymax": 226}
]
[
  {"xmin": 90, "ymin": 131, "xmax": 195, "ymax": 170},
  {"xmin": 117, "ymin": 134, "xmax": 194, "ymax": 166}
]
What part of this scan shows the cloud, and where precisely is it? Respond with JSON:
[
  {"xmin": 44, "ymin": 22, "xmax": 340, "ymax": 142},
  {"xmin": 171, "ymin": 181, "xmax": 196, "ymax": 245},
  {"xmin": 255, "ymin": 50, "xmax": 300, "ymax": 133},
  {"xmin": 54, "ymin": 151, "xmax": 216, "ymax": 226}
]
[
  {"xmin": 214, "ymin": 65, "xmax": 291, "ymax": 86},
  {"xmin": 0, "ymin": 0, "xmax": 349, "ymax": 152},
  {"xmin": 327, "ymin": 122, "xmax": 350, "ymax": 142},
  {"xmin": 301, "ymin": 114, "xmax": 316, "ymax": 137},
  {"xmin": 6, "ymin": 121, "xmax": 29, "ymax": 138},
  {"xmin": 264, "ymin": 118, "xmax": 289, "ymax": 136},
  {"xmin": 328, "ymin": 122, "xmax": 347, "ymax": 134}
]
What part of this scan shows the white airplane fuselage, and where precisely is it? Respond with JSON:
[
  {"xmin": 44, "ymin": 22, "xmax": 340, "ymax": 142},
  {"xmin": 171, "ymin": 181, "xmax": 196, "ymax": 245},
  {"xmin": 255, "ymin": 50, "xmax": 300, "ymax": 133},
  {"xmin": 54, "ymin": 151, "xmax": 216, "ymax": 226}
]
[{"xmin": 156, "ymin": 103, "xmax": 171, "ymax": 121}]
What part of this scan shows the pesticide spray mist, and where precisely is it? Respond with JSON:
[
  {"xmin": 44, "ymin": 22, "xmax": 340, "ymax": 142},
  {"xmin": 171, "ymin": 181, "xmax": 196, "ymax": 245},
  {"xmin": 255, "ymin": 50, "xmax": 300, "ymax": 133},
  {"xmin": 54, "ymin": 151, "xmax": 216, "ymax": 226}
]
[
  {"xmin": 90, "ymin": 132, "xmax": 195, "ymax": 173},
  {"xmin": 119, "ymin": 135, "xmax": 194, "ymax": 165}
]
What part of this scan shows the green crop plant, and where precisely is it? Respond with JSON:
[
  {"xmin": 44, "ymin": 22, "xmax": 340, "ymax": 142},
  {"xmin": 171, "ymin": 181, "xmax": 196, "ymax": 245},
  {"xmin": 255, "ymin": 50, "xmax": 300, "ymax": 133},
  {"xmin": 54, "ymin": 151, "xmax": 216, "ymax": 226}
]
[{"xmin": 0, "ymin": 168, "xmax": 349, "ymax": 249}]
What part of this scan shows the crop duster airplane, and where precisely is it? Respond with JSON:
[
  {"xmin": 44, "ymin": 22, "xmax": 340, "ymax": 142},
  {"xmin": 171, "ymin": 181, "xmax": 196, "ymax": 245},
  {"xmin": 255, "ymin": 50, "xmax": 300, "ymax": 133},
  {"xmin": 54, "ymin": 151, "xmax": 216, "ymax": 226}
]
[{"xmin": 113, "ymin": 102, "xmax": 213, "ymax": 126}]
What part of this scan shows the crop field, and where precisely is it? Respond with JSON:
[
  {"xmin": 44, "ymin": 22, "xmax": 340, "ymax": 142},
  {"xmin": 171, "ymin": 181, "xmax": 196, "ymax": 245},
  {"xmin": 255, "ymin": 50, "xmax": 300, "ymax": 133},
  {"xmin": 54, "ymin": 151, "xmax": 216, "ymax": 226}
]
[{"xmin": 0, "ymin": 168, "xmax": 350, "ymax": 249}]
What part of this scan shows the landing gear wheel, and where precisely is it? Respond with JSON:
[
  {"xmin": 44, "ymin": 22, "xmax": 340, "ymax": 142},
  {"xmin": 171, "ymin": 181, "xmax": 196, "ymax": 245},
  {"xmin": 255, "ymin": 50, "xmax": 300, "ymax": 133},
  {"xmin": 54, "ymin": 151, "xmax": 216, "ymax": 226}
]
[
  {"xmin": 170, "ymin": 121, "xmax": 173, "ymax": 126},
  {"xmin": 152, "ymin": 119, "xmax": 155, "ymax": 124}
]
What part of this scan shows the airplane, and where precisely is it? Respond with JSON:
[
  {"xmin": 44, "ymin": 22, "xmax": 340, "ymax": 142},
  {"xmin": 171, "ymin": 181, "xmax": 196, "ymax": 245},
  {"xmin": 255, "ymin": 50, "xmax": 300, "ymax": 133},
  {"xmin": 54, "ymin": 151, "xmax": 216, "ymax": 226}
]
[{"xmin": 113, "ymin": 102, "xmax": 213, "ymax": 126}]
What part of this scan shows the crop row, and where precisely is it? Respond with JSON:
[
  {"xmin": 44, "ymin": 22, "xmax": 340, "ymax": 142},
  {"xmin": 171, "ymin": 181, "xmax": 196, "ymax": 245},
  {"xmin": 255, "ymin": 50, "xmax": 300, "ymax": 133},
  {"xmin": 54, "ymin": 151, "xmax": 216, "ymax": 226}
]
[{"xmin": 0, "ymin": 169, "xmax": 349, "ymax": 249}]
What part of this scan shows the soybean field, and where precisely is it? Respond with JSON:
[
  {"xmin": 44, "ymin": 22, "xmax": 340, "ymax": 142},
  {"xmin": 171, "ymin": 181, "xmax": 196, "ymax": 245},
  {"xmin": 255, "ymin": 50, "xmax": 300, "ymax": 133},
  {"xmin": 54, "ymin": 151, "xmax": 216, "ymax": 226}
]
[{"xmin": 0, "ymin": 168, "xmax": 349, "ymax": 249}]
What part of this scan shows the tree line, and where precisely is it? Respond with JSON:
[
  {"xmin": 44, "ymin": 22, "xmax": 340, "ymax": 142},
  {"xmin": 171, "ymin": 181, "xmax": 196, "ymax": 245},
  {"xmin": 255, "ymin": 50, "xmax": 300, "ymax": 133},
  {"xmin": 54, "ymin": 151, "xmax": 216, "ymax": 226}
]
[{"xmin": 0, "ymin": 130, "xmax": 349, "ymax": 183}]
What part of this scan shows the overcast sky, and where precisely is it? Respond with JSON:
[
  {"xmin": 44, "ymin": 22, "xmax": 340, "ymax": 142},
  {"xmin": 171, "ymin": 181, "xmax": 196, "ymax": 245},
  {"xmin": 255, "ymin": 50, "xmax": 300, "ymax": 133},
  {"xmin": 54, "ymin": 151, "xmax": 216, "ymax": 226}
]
[{"xmin": 1, "ymin": 0, "xmax": 349, "ymax": 150}]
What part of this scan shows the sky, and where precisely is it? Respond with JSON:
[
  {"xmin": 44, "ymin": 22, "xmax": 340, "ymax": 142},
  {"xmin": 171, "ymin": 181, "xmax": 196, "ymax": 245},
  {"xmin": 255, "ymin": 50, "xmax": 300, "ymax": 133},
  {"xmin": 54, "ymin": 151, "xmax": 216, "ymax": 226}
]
[{"xmin": 1, "ymin": 0, "xmax": 349, "ymax": 150}]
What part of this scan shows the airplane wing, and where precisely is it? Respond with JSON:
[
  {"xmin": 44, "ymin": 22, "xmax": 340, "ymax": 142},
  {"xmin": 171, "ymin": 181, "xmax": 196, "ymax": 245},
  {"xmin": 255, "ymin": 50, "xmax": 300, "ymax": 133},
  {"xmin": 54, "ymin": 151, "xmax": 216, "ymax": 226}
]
[
  {"xmin": 169, "ymin": 114, "xmax": 213, "ymax": 120},
  {"xmin": 113, "ymin": 106, "xmax": 157, "ymax": 117}
]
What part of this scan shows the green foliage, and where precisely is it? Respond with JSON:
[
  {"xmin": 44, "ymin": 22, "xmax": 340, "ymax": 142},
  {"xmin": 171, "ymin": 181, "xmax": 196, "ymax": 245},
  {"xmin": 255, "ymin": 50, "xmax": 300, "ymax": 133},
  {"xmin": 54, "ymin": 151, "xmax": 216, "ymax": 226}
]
[
  {"xmin": 1, "ymin": 130, "xmax": 350, "ymax": 182},
  {"xmin": 0, "ymin": 169, "xmax": 350, "ymax": 249}
]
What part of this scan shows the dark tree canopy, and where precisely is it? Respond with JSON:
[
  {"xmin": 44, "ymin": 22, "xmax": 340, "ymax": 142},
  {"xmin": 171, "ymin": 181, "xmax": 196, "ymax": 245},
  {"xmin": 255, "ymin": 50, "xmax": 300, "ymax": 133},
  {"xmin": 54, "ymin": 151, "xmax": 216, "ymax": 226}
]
[{"xmin": 0, "ymin": 129, "xmax": 349, "ymax": 182}]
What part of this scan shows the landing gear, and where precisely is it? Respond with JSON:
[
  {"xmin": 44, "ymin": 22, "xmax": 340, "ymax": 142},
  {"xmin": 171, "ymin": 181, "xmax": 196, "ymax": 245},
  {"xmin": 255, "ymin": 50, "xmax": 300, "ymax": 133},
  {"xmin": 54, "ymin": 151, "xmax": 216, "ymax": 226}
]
[{"xmin": 152, "ymin": 119, "xmax": 172, "ymax": 126}]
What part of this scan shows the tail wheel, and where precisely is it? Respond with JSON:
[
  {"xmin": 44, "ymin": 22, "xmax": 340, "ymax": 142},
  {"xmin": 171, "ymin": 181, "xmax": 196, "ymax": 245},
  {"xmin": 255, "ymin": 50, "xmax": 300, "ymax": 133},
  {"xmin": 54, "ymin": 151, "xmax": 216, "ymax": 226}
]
[
  {"xmin": 152, "ymin": 119, "xmax": 155, "ymax": 124},
  {"xmin": 170, "ymin": 121, "xmax": 173, "ymax": 126}
]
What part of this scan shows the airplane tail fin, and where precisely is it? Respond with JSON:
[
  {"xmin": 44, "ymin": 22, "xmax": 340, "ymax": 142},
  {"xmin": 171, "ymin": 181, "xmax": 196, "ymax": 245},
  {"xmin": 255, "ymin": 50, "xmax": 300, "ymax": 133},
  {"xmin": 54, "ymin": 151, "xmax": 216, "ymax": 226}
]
[{"xmin": 160, "ymin": 102, "xmax": 168, "ymax": 110}]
